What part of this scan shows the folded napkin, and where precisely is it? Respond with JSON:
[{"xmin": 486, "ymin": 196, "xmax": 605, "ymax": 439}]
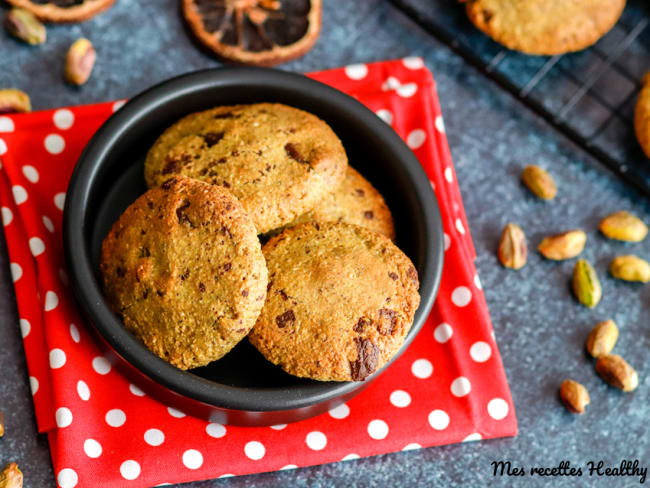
[{"xmin": 0, "ymin": 59, "xmax": 516, "ymax": 488}]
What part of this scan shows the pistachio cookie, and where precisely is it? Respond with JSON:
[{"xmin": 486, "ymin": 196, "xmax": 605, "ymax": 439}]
[
  {"xmin": 6, "ymin": 0, "xmax": 115, "ymax": 22},
  {"xmin": 464, "ymin": 0, "xmax": 625, "ymax": 55},
  {"xmin": 249, "ymin": 222, "xmax": 420, "ymax": 382},
  {"xmin": 285, "ymin": 166, "xmax": 395, "ymax": 240},
  {"xmin": 635, "ymin": 73, "xmax": 650, "ymax": 159},
  {"xmin": 145, "ymin": 103, "xmax": 348, "ymax": 234},
  {"xmin": 100, "ymin": 177, "xmax": 268, "ymax": 370}
]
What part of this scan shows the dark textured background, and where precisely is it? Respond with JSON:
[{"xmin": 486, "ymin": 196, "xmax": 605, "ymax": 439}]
[{"xmin": 1, "ymin": 1, "xmax": 649, "ymax": 486}]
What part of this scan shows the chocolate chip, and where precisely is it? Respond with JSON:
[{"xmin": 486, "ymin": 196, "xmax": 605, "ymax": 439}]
[
  {"xmin": 241, "ymin": 289, "xmax": 248, "ymax": 297},
  {"xmin": 161, "ymin": 178, "xmax": 175, "ymax": 190},
  {"xmin": 267, "ymin": 281, "xmax": 273, "ymax": 292},
  {"xmin": 147, "ymin": 201, "xmax": 154, "ymax": 210},
  {"xmin": 284, "ymin": 143, "xmax": 308, "ymax": 164},
  {"xmin": 176, "ymin": 200, "xmax": 192, "ymax": 226},
  {"xmin": 355, "ymin": 188, "xmax": 365, "ymax": 197},
  {"xmin": 276, "ymin": 310, "xmax": 295, "ymax": 328},
  {"xmin": 116, "ymin": 266, "xmax": 125, "ymax": 277},
  {"xmin": 350, "ymin": 338, "xmax": 379, "ymax": 381},
  {"xmin": 364, "ymin": 211, "xmax": 374, "ymax": 220},
  {"xmin": 407, "ymin": 266, "xmax": 419, "ymax": 285},
  {"xmin": 156, "ymin": 290, "xmax": 164, "ymax": 297},
  {"xmin": 377, "ymin": 308, "xmax": 397, "ymax": 336},
  {"xmin": 142, "ymin": 289, "xmax": 149, "ymax": 299},
  {"xmin": 223, "ymin": 262, "xmax": 232, "ymax": 272},
  {"xmin": 231, "ymin": 150, "xmax": 239, "ymax": 157},
  {"xmin": 202, "ymin": 131, "xmax": 225, "ymax": 148},
  {"xmin": 388, "ymin": 272, "xmax": 398, "ymax": 280},
  {"xmin": 161, "ymin": 159, "xmax": 179, "ymax": 175},
  {"xmin": 278, "ymin": 289, "xmax": 289, "ymax": 301},
  {"xmin": 353, "ymin": 317, "xmax": 372, "ymax": 333},
  {"xmin": 140, "ymin": 247, "xmax": 151, "ymax": 258},
  {"xmin": 180, "ymin": 268, "xmax": 190, "ymax": 281},
  {"xmin": 217, "ymin": 157, "xmax": 227, "ymax": 164},
  {"xmin": 199, "ymin": 282, "xmax": 206, "ymax": 292}
]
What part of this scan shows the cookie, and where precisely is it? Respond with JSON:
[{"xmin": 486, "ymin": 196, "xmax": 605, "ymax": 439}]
[
  {"xmin": 464, "ymin": 0, "xmax": 626, "ymax": 55},
  {"xmin": 100, "ymin": 177, "xmax": 268, "ymax": 370},
  {"xmin": 249, "ymin": 222, "xmax": 420, "ymax": 382},
  {"xmin": 635, "ymin": 73, "xmax": 650, "ymax": 159},
  {"xmin": 6, "ymin": 0, "xmax": 115, "ymax": 23},
  {"xmin": 145, "ymin": 103, "xmax": 348, "ymax": 234},
  {"xmin": 182, "ymin": 0, "xmax": 322, "ymax": 66}
]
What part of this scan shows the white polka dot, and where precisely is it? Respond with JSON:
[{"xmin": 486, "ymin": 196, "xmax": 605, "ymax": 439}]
[
  {"xmin": 328, "ymin": 403, "xmax": 350, "ymax": 419},
  {"xmin": 451, "ymin": 377, "xmax": 471, "ymax": 397},
  {"xmin": 0, "ymin": 116, "xmax": 14, "ymax": 132},
  {"xmin": 305, "ymin": 431, "xmax": 327, "ymax": 451},
  {"xmin": 407, "ymin": 129, "xmax": 426, "ymax": 149},
  {"xmin": 269, "ymin": 424, "xmax": 287, "ymax": 430},
  {"xmin": 428, "ymin": 410, "xmax": 450, "ymax": 430},
  {"xmin": 69, "ymin": 323, "xmax": 80, "ymax": 343},
  {"xmin": 10, "ymin": 262, "xmax": 22, "ymax": 283},
  {"xmin": 344, "ymin": 63, "xmax": 368, "ymax": 80},
  {"xmin": 451, "ymin": 286, "xmax": 472, "ymax": 307},
  {"xmin": 145, "ymin": 428, "xmax": 165, "ymax": 446},
  {"xmin": 120, "ymin": 460, "xmax": 141, "ymax": 480},
  {"xmin": 280, "ymin": 465, "xmax": 298, "ymax": 470},
  {"xmin": 167, "ymin": 407, "xmax": 185, "ymax": 418},
  {"xmin": 44, "ymin": 134, "xmax": 65, "ymax": 154},
  {"xmin": 444, "ymin": 233, "xmax": 451, "ymax": 251},
  {"xmin": 19, "ymin": 318, "xmax": 30, "ymax": 338},
  {"xmin": 92, "ymin": 356, "xmax": 111, "ymax": 375},
  {"xmin": 455, "ymin": 218, "xmax": 466, "ymax": 235},
  {"xmin": 402, "ymin": 443, "xmax": 421, "ymax": 451},
  {"xmin": 402, "ymin": 56, "xmax": 424, "ymax": 69},
  {"xmin": 376, "ymin": 109, "xmax": 393, "ymax": 125},
  {"xmin": 182, "ymin": 449, "xmax": 203, "ymax": 470},
  {"xmin": 434, "ymin": 323, "xmax": 453, "ymax": 343},
  {"xmin": 397, "ymin": 83, "xmax": 418, "ymax": 98},
  {"xmin": 59, "ymin": 268, "xmax": 69, "ymax": 286},
  {"xmin": 55, "ymin": 407, "xmax": 73, "ymax": 427},
  {"xmin": 463, "ymin": 433, "xmax": 482, "ymax": 442},
  {"xmin": 470, "ymin": 341, "xmax": 492, "ymax": 363},
  {"xmin": 435, "ymin": 115, "xmax": 445, "ymax": 133},
  {"xmin": 57, "ymin": 468, "xmax": 78, "ymax": 488},
  {"xmin": 42, "ymin": 215, "xmax": 54, "ymax": 233},
  {"xmin": 474, "ymin": 274, "xmax": 482, "ymax": 290},
  {"xmin": 389, "ymin": 390, "xmax": 411, "ymax": 408},
  {"xmin": 411, "ymin": 358, "xmax": 433, "ymax": 379},
  {"xmin": 77, "ymin": 380, "xmax": 90, "ymax": 401},
  {"xmin": 44, "ymin": 291, "xmax": 58, "ymax": 311},
  {"xmin": 487, "ymin": 398, "xmax": 509, "ymax": 420},
  {"xmin": 29, "ymin": 237, "xmax": 45, "ymax": 256},
  {"xmin": 444, "ymin": 167, "xmax": 453, "ymax": 183},
  {"xmin": 12, "ymin": 185, "xmax": 27, "ymax": 205},
  {"xmin": 129, "ymin": 384, "xmax": 145, "ymax": 396},
  {"xmin": 219, "ymin": 474, "xmax": 234, "ymax": 478},
  {"xmin": 342, "ymin": 454, "xmax": 360, "ymax": 461},
  {"xmin": 367, "ymin": 419, "xmax": 389, "ymax": 440},
  {"xmin": 105, "ymin": 409, "xmax": 126, "ymax": 427},
  {"xmin": 2, "ymin": 207, "xmax": 12, "ymax": 226},
  {"xmin": 54, "ymin": 192, "xmax": 66, "ymax": 211},
  {"xmin": 53, "ymin": 109, "xmax": 74, "ymax": 130},
  {"xmin": 49, "ymin": 348, "xmax": 66, "ymax": 369},
  {"xmin": 29, "ymin": 376, "xmax": 39, "ymax": 395},
  {"xmin": 22, "ymin": 165, "xmax": 39, "ymax": 183},
  {"xmin": 244, "ymin": 441, "xmax": 265, "ymax": 460},
  {"xmin": 84, "ymin": 439, "xmax": 102, "ymax": 458},
  {"xmin": 382, "ymin": 76, "xmax": 401, "ymax": 91},
  {"xmin": 206, "ymin": 423, "xmax": 226, "ymax": 438},
  {"xmin": 113, "ymin": 100, "xmax": 127, "ymax": 112},
  {"xmin": 0, "ymin": 138, "xmax": 6, "ymax": 155}
]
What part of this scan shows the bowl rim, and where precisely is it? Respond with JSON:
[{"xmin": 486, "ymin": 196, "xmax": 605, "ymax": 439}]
[{"xmin": 63, "ymin": 66, "xmax": 444, "ymax": 412}]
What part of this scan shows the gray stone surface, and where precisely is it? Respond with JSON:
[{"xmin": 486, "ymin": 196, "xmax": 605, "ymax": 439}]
[{"xmin": 0, "ymin": 1, "xmax": 649, "ymax": 487}]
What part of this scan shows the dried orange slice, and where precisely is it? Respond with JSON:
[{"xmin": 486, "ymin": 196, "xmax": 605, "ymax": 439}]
[
  {"xmin": 183, "ymin": 0, "xmax": 321, "ymax": 66},
  {"xmin": 6, "ymin": 0, "xmax": 115, "ymax": 22}
]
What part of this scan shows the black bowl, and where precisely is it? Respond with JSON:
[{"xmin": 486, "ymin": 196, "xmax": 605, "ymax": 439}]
[{"xmin": 63, "ymin": 67, "xmax": 444, "ymax": 426}]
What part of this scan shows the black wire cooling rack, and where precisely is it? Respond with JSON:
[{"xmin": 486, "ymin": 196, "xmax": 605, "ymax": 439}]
[{"xmin": 389, "ymin": 0, "xmax": 650, "ymax": 197}]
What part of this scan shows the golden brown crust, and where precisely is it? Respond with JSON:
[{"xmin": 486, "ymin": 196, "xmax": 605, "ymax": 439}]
[
  {"xmin": 635, "ymin": 73, "xmax": 650, "ymax": 159},
  {"xmin": 249, "ymin": 222, "xmax": 420, "ymax": 382},
  {"xmin": 6, "ymin": 0, "xmax": 115, "ymax": 22},
  {"xmin": 465, "ymin": 0, "xmax": 625, "ymax": 55},
  {"xmin": 144, "ymin": 103, "xmax": 348, "ymax": 234},
  {"xmin": 100, "ymin": 177, "xmax": 268, "ymax": 370}
]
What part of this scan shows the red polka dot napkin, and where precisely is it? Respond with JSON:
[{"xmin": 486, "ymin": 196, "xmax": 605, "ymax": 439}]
[{"xmin": 0, "ymin": 59, "xmax": 516, "ymax": 488}]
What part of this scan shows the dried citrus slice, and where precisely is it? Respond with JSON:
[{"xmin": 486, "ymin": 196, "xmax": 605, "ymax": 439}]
[
  {"xmin": 183, "ymin": 0, "xmax": 321, "ymax": 66},
  {"xmin": 6, "ymin": 0, "xmax": 115, "ymax": 23}
]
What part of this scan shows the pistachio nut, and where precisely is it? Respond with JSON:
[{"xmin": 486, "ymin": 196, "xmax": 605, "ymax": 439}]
[
  {"xmin": 0, "ymin": 89, "xmax": 31, "ymax": 113},
  {"xmin": 0, "ymin": 463, "xmax": 23, "ymax": 488},
  {"xmin": 599, "ymin": 211, "xmax": 648, "ymax": 242},
  {"xmin": 609, "ymin": 255, "xmax": 650, "ymax": 283},
  {"xmin": 596, "ymin": 354, "xmax": 638, "ymax": 392},
  {"xmin": 65, "ymin": 38, "xmax": 96, "ymax": 86},
  {"xmin": 572, "ymin": 259, "xmax": 601, "ymax": 308},
  {"xmin": 4, "ymin": 8, "xmax": 46, "ymax": 45},
  {"xmin": 522, "ymin": 165, "xmax": 557, "ymax": 200},
  {"xmin": 559, "ymin": 379, "xmax": 590, "ymax": 414},
  {"xmin": 498, "ymin": 223, "xmax": 527, "ymax": 269},
  {"xmin": 586, "ymin": 319, "xmax": 618, "ymax": 358},
  {"xmin": 538, "ymin": 229, "xmax": 586, "ymax": 260}
]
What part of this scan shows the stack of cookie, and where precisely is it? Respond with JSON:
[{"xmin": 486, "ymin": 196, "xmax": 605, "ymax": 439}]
[{"xmin": 100, "ymin": 103, "xmax": 420, "ymax": 382}]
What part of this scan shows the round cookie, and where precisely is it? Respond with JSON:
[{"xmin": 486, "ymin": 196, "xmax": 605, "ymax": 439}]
[
  {"xmin": 249, "ymin": 222, "xmax": 420, "ymax": 382},
  {"xmin": 464, "ymin": 0, "xmax": 626, "ymax": 55},
  {"xmin": 145, "ymin": 103, "xmax": 348, "ymax": 234},
  {"xmin": 6, "ymin": 0, "xmax": 115, "ymax": 22},
  {"xmin": 100, "ymin": 177, "xmax": 268, "ymax": 370},
  {"xmin": 287, "ymin": 166, "xmax": 395, "ymax": 240},
  {"xmin": 635, "ymin": 73, "xmax": 650, "ymax": 159}
]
